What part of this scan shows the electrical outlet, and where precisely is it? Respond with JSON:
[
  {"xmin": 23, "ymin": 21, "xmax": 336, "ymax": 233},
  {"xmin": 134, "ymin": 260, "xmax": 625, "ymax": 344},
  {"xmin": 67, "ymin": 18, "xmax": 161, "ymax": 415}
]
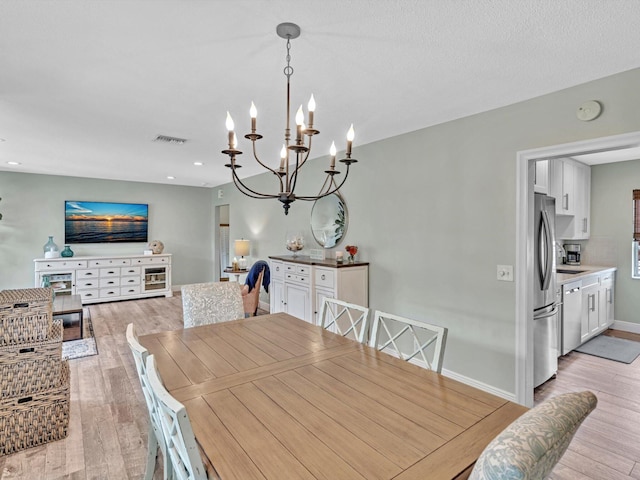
[
  {"xmin": 218, "ymin": 189, "xmax": 224, "ymax": 199},
  {"xmin": 497, "ymin": 265, "xmax": 514, "ymax": 282}
]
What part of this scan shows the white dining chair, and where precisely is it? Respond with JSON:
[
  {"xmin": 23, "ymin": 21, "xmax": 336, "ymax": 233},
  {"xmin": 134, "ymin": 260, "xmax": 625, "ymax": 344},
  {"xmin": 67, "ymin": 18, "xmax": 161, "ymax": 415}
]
[
  {"xmin": 369, "ymin": 311, "xmax": 448, "ymax": 373},
  {"xmin": 125, "ymin": 323, "xmax": 172, "ymax": 480},
  {"xmin": 146, "ymin": 354, "xmax": 216, "ymax": 480},
  {"xmin": 469, "ymin": 391, "xmax": 597, "ymax": 480},
  {"xmin": 319, "ymin": 298, "xmax": 370, "ymax": 343},
  {"xmin": 181, "ymin": 281, "xmax": 244, "ymax": 328}
]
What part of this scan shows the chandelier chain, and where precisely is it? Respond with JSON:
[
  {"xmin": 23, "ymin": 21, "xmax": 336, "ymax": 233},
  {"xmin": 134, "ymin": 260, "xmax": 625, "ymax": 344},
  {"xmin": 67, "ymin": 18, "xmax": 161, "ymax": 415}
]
[{"xmin": 284, "ymin": 37, "xmax": 294, "ymax": 80}]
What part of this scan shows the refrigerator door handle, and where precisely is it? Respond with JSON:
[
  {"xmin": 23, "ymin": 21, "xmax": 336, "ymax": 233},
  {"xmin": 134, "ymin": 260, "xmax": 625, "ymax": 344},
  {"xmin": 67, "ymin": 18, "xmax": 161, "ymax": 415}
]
[
  {"xmin": 538, "ymin": 208, "xmax": 553, "ymax": 291},
  {"xmin": 534, "ymin": 304, "xmax": 560, "ymax": 320}
]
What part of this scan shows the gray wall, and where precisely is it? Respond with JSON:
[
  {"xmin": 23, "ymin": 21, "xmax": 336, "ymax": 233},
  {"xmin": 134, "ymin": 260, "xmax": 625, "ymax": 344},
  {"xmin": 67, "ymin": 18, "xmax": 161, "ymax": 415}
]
[
  {"xmin": 0, "ymin": 172, "xmax": 214, "ymax": 289},
  {"xmin": 217, "ymin": 67, "xmax": 640, "ymax": 395},
  {"xmin": 3, "ymin": 67, "xmax": 640, "ymax": 396},
  {"xmin": 583, "ymin": 159, "xmax": 640, "ymax": 323}
]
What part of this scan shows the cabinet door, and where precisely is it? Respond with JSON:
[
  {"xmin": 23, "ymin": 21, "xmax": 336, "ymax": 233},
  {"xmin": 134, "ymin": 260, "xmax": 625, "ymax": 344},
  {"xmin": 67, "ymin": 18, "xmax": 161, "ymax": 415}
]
[
  {"xmin": 581, "ymin": 283, "xmax": 599, "ymax": 341},
  {"xmin": 284, "ymin": 283, "xmax": 311, "ymax": 323},
  {"xmin": 550, "ymin": 159, "xmax": 575, "ymax": 216},
  {"xmin": 599, "ymin": 274, "xmax": 614, "ymax": 328},
  {"xmin": 534, "ymin": 160, "xmax": 549, "ymax": 194},
  {"xmin": 574, "ymin": 161, "xmax": 590, "ymax": 239},
  {"xmin": 314, "ymin": 288, "xmax": 335, "ymax": 326},
  {"xmin": 270, "ymin": 280, "xmax": 285, "ymax": 314}
]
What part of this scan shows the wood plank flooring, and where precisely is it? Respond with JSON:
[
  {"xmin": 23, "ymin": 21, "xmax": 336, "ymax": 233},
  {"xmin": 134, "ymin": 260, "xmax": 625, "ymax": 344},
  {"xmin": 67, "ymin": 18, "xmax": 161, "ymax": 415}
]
[
  {"xmin": 0, "ymin": 296, "xmax": 638, "ymax": 479},
  {"xmin": 535, "ymin": 329, "xmax": 640, "ymax": 480}
]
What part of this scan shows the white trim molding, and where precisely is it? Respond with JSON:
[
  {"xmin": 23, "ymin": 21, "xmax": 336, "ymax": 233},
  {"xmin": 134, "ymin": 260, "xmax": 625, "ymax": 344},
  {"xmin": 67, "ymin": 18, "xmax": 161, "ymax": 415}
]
[{"xmin": 515, "ymin": 131, "xmax": 640, "ymax": 407}]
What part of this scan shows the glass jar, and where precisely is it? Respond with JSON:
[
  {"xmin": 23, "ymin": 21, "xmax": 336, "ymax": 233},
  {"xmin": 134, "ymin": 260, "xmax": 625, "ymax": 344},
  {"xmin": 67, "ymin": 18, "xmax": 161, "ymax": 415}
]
[
  {"xmin": 61, "ymin": 245, "xmax": 74, "ymax": 258},
  {"xmin": 285, "ymin": 231, "xmax": 305, "ymax": 257},
  {"xmin": 43, "ymin": 236, "xmax": 60, "ymax": 258}
]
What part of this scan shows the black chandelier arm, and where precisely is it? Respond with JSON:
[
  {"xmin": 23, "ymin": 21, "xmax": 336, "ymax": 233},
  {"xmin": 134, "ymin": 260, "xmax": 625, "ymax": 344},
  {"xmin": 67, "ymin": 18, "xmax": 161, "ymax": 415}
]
[
  {"xmin": 250, "ymin": 139, "xmax": 282, "ymax": 177},
  {"xmin": 249, "ymin": 140, "xmax": 286, "ymax": 192},
  {"xmin": 286, "ymin": 155, "xmax": 303, "ymax": 195},
  {"xmin": 230, "ymin": 167, "xmax": 280, "ymax": 199},
  {"xmin": 295, "ymin": 165, "xmax": 351, "ymax": 201}
]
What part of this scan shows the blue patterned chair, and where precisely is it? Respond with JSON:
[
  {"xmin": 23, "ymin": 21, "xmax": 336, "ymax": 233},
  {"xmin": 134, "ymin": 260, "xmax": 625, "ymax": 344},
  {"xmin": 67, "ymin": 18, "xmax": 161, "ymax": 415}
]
[
  {"xmin": 469, "ymin": 390, "xmax": 597, "ymax": 480},
  {"xmin": 181, "ymin": 281, "xmax": 244, "ymax": 328}
]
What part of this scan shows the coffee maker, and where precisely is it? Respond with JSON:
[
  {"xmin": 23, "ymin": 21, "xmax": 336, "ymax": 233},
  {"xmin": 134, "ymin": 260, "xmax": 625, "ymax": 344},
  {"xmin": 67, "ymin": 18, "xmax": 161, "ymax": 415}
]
[{"xmin": 563, "ymin": 244, "xmax": 581, "ymax": 265}]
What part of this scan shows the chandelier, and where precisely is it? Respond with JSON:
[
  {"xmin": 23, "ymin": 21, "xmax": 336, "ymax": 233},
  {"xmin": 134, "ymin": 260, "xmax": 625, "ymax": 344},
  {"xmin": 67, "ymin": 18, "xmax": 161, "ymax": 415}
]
[{"xmin": 222, "ymin": 22, "xmax": 357, "ymax": 215}]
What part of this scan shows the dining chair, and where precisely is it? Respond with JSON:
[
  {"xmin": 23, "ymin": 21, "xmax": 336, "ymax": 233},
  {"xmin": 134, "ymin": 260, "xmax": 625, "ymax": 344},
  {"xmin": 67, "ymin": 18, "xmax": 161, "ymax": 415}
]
[
  {"xmin": 369, "ymin": 310, "xmax": 448, "ymax": 373},
  {"xmin": 146, "ymin": 354, "xmax": 217, "ymax": 480},
  {"xmin": 181, "ymin": 281, "xmax": 244, "ymax": 328},
  {"xmin": 241, "ymin": 266, "xmax": 265, "ymax": 317},
  {"xmin": 469, "ymin": 390, "xmax": 598, "ymax": 480},
  {"xmin": 125, "ymin": 323, "xmax": 172, "ymax": 480},
  {"xmin": 319, "ymin": 298, "xmax": 370, "ymax": 343}
]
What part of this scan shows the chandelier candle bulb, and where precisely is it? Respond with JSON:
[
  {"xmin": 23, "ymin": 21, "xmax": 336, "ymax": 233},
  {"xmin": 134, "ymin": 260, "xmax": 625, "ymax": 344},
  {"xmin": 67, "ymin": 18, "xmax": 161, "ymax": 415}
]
[
  {"xmin": 308, "ymin": 94, "xmax": 316, "ymax": 127},
  {"xmin": 329, "ymin": 141, "xmax": 336, "ymax": 169},
  {"xmin": 280, "ymin": 145, "xmax": 287, "ymax": 170},
  {"xmin": 226, "ymin": 112, "xmax": 235, "ymax": 146},
  {"xmin": 295, "ymin": 105, "xmax": 304, "ymax": 142},
  {"xmin": 250, "ymin": 102, "xmax": 257, "ymax": 131},
  {"xmin": 346, "ymin": 124, "xmax": 354, "ymax": 155}
]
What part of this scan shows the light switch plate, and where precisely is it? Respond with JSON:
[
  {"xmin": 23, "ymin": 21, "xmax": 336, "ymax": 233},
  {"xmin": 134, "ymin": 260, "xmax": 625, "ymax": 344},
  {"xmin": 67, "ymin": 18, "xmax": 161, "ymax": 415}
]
[{"xmin": 497, "ymin": 265, "xmax": 514, "ymax": 282}]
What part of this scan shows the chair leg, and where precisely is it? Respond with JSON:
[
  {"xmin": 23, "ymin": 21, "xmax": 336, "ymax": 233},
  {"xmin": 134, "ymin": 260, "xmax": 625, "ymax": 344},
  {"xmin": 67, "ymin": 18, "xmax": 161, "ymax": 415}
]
[{"xmin": 144, "ymin": 425, "xmax": 159, "ymax": 480}]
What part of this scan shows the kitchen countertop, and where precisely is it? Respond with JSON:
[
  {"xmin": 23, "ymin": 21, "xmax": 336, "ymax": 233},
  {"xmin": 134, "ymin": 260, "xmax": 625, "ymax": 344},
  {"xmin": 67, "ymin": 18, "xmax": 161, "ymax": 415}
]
[{"xmin": 557, "ymin": 264, "xmax": 617, "ymax": 285}]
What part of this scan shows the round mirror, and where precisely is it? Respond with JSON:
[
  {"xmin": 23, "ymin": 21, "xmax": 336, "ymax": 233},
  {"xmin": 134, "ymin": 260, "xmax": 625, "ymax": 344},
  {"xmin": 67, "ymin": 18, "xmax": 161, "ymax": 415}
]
[{"xmin": 310, "ymin": 194, "xmax": 347, "ymax": 248}]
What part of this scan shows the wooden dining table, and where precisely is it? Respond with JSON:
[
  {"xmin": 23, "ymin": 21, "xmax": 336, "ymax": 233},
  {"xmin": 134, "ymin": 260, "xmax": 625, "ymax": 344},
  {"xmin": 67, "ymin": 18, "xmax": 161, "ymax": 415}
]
[{"xmin": 140, "ymin": 312, "xmax": 527, "ymax": 480}]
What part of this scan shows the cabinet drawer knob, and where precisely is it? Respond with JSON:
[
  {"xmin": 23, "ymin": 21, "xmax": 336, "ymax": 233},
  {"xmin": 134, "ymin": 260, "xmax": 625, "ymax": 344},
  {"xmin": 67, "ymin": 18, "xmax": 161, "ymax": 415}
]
[{"xmin": 321, "ymin": 274, "xmax": 326, "ymax": 280}]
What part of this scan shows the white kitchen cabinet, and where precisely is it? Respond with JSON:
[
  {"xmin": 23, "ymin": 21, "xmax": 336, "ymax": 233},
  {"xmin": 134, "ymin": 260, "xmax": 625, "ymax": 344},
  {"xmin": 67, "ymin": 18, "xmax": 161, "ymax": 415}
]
[
  {"xmin": 598, "ymin": 270, "xmax": 615, "ymax": 329},
  {"xmin": 35, "ymin": 254, "xmax": 172, "ymax": 303},
  {"xmin": 549, "ymin": 158, "xmax": 576, "ymax": 216},
  {"xmin": 534, "ymin": 159, "xmax": 549, "ymax": 194},
  {"xmin": 269, "ymin": 256, "xmax": 369, "ymax": 325},
  {"xmin": 581, "ymin": 277, "xmax": 599, "ymax": 343},
  {"xmin": 552, "ymin": 158, "xmax": 591, "ymax": 240}
]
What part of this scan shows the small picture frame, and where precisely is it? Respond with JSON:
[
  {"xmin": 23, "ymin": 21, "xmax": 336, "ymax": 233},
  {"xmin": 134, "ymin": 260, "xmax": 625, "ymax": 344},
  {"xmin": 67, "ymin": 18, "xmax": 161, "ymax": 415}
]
[{"xmin": 309, "ymin": 249, "xmax": 325, "ymax": 260}]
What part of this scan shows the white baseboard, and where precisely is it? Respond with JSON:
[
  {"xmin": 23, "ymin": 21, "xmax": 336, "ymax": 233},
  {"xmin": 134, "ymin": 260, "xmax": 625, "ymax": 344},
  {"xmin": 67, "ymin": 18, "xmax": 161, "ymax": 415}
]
[
  {"xmin": 259, "ymin": 300, "xmax": 270, "ymax": 312},
  {"xmin": 441, "ymin": 368, "xmax": 517, "ymax": 403},
  {"xmin": 612, "ymin": 320, "xmax": 640, "ymax": 334},
  {"xmin": 396, "ymin": 354, "xmax": 517, "ymax": 403}
]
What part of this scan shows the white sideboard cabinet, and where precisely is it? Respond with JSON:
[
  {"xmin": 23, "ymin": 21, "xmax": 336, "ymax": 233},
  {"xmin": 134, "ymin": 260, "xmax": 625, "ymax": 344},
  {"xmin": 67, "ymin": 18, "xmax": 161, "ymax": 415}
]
[
  {"xmin": 34, "ymin": 254, "xmax": 172, "ymax": 303},
  {"xmin": 269, "ymin": 255, "xmax": 369, "ymax": 325}
]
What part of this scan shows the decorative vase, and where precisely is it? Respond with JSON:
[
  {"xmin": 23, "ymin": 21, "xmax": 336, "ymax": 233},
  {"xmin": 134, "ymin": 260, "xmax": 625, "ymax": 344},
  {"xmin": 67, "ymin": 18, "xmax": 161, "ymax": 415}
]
[
  {"xmin": 43, "ymin": 236, "xmax": 60, "ymax": 258},
  {"xmin": 345, "ymin": 245, "xmax": 358, "ymax": 264},
  {"xmin": 61, "ymin": 245, "xmax": 74, "ymax": 258},
  {"xmin": 286, "ymin": 231, "xmax": 305, "ymax": 257}
]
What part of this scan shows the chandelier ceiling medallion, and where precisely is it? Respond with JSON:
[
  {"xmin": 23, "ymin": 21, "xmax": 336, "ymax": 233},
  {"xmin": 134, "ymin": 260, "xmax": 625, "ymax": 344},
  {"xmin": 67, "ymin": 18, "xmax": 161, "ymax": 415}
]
[{"xmin": 222, "ymin": 22, "xmax": 357, "ymax": 215}]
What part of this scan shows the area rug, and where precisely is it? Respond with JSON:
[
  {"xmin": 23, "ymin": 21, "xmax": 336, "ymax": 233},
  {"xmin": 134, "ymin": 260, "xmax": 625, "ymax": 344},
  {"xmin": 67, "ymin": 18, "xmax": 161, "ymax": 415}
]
[
  {"xmin": 574, "ymin": 335, "xmax": 640, "ymax": 364},
  {"xmin": 62, "ymin": 307, "xmax": 98, "ymax": 360}
]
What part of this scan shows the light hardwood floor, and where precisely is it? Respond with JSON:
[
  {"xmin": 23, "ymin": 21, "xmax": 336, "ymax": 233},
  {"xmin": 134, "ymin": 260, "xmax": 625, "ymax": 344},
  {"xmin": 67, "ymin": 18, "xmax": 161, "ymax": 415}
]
[{"xmin": 0, "ymin": 296, "xmax": 638, "ymax": 479}]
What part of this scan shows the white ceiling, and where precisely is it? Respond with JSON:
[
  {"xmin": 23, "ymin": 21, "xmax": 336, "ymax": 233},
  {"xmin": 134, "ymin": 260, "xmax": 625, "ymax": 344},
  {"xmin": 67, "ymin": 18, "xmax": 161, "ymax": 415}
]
[{"xmin": 2, "ymin": 1, "xmax": 640, "ymax": 188}]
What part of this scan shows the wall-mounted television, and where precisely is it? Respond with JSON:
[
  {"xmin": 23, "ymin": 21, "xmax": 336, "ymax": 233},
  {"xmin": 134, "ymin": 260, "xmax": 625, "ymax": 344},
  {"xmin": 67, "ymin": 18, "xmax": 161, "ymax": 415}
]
[{"xmin": 65, "ymin": 201, "xmax": 148, "ymax": 244}]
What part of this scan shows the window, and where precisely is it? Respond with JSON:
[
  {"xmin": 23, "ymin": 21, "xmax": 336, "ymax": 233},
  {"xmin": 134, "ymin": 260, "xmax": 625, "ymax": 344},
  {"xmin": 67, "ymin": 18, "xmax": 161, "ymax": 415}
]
[{"xmin": 633, "ymin": 190, "xmax": 640, "ymax": 279}]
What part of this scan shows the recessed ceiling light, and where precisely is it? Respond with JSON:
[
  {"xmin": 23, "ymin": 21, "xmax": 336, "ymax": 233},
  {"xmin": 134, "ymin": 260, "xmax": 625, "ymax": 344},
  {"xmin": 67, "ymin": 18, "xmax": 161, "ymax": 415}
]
[
  {"xmin": 194, "ymin": 162, "xmax": 204, "ymax": 166},
  {"xmin": 167, "ymin": 176, "xmax": 175, "ymax": 180},
  {"xmin": 0, "ymin": 138, "xmax": 6, "ymax": 142},
  {"xmin": 6, "ymin": 161, "xmax": 20, "ymax": 165}
]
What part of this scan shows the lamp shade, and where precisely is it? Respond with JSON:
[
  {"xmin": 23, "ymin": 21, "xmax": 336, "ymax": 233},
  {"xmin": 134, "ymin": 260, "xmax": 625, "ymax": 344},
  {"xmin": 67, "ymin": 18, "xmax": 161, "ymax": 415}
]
[{"xmin": 234, "ymin": 239, "xmax": 250, "ymax": 257}]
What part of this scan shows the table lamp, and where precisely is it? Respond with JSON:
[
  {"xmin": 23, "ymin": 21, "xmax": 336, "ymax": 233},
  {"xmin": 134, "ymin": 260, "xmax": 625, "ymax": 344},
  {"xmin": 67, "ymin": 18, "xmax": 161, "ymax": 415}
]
[{"xmin": 235, "ymin": 239, "xmax": 250, "ymax": 269}]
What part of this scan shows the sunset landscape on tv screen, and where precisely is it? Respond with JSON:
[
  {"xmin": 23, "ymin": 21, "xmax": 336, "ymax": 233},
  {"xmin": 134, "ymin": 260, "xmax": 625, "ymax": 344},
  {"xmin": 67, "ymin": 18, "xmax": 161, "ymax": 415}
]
[{"xmin": 65, "ymin": 201, "xmax": 148, "ymax": 243}]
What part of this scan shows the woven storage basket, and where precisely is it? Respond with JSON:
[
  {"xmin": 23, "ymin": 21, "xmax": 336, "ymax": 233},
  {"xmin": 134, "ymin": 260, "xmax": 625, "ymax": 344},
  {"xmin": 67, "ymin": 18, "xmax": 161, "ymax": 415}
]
[
  {"xmin": 0, "ymin": 360, "xmax": 70, "ymax": 456},
  {"xmin": 0, "ymin": 288, "xmax": 53, "ymax": 347},
  {"xmin": 0, "ymin": 319, "xmax": 63, "ymax": 399}
]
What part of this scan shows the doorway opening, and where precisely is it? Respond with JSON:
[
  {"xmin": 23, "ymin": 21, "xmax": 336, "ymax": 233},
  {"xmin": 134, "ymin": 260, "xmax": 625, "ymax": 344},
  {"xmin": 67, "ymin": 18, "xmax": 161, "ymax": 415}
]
[
  {"xmin": 214, "ymin": 204, "xmax": 230, "ymax": 282},
  {"xmin": 515, "ymin": 131, "xmax": 640, "ymax": 406}
]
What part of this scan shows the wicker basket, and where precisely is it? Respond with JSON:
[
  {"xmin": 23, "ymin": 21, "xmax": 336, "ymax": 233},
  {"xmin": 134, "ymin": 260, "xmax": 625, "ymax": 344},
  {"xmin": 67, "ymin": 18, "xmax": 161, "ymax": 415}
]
[
  {"xmin": 0, "ymin": 320, "xmax": 64, "ymax": 399},
  {"xmin": 0, "ymin": 288, "xmax": 53, "ymax": 347},
  {"xmin": 0, "ymin": 360, "xmax": 70, "ymax": 456}
]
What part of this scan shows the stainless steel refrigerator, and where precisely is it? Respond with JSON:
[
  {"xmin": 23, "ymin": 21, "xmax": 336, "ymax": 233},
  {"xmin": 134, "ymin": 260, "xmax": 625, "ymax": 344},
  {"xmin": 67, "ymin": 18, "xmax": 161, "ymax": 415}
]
[{"xmin": 533, "ymin": 192, "xmax": 560, "ymax": 388}]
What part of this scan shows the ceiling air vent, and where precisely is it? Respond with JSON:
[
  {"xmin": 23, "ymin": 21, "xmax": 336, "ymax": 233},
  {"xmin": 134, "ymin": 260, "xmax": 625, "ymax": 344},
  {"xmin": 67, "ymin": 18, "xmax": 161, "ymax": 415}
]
[{"xmin": 154, "ymin": 135, "xmax": 187, "ymax": 145}]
